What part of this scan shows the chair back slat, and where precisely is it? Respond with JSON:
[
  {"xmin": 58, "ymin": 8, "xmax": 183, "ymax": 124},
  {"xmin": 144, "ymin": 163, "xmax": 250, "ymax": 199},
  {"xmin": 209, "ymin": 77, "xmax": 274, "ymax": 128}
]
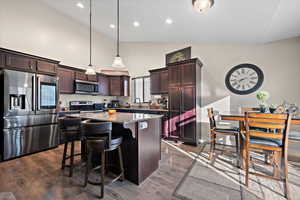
[
  {"xmin": 248, "ymin": 122, "xmax": 285, "ymax": 129},
  {"xmin": 244, "ymin": 112, "xmax": 292, "ymax": 149},
  {"xmin": 247, "ymin": 113, "xmax": 287, "ymax": 119},
  {"xmin": 250, "ymin": 131, "xmax": 284, "ymax": 140}
]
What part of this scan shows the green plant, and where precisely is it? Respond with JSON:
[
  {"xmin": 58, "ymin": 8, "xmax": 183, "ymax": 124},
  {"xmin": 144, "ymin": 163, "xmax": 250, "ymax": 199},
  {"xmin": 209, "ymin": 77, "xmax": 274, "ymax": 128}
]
[
  {"xmin": 269, "ymin": 104, "xmax": 277, "ymax": 109},
  {"xmin": 256, "ymin": 91, "xmax": 270, "ymax": 101},
  {"xmin": 259, "ymin": 103, "xmax": 268, "ymax": 108}
]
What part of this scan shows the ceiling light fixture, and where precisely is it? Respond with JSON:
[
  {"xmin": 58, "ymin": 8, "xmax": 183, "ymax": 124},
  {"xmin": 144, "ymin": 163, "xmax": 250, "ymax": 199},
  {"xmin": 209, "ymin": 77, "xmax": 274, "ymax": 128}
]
[
  {"xmin": 133, "ymin": 21, "xmax": 140, "ymax": 27},
  {"xmin": 109, "ymin": 24, "xmax": 116, "ymax": 29},
  {"xmin": 165, "ymin": 18, "xmax": 173, "ymax": 24},
  {"xmin": 192, "ymin": 0, "xmax": 214, "ymax": 12},
  {"xmin": 85, "ymin": 0, "xmax": 96, "ymax": 75},
  {"xmin": 76, "ymin": 2, "xmax": 84, "ymax": 9},
  {"xmin": 112, "ymin": 0, "xmax": 126, "ymax": 69}
]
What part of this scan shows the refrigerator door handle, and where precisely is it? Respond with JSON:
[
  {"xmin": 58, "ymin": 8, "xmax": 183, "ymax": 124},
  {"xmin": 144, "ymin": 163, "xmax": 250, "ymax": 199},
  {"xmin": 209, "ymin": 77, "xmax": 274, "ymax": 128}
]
[
  {"xmin": 32, "ymin": 75, "xmax": 36, "ymax": 111},
  {"xmin": 37, "ymin": 76, "xmax": 41, "ymax": 111}
]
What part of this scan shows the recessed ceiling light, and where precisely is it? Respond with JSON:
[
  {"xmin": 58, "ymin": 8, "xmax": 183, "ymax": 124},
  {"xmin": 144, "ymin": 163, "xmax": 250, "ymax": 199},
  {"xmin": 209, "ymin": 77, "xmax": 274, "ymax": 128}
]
[
  {"xmin": 165, "ymin": 18, "xmax": 173, "ymax": 24},
  {"xmin": 76, "ymin": 2, "xmax": 84, "ymax": 9},
  {"xmin": 133, "ymin": 21, "xmax": 140, "ymax": 27},
  {"xmin": 109, "ymin": 24, "xmax": 116, "ymax": 29}
]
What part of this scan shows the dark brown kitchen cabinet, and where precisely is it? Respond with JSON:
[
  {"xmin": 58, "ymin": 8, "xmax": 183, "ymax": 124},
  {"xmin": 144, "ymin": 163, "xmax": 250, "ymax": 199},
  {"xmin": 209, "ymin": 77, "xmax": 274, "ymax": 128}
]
[
  {"xmin": 109, "ymin": 75, "xmax": 130, "ymax": 96},
  {"xmin": 180, "ymin": 86, "xmax": 196, "ymax": 143},
  {"xmin": 150, "ymin": 71, "xmax": 160, "ymax": 94},
  {"xmin": 57, "ymin": 67, "xmax": 75, "ymax": 94},
  {"xmin": 98, "ymin": 74, "xmax": 109, "ymax": 96},
  {"xmin": 167, "ymin": 58, "xmax": 202, "ymax": 145},
  {"xmin": 160, "ymin": 70, "xmax": 169, "ymax": 93},
  {"xmin": 5, "ymin": 54, "xmax": 36, "ymax": 72},
  {"xmin": 181, "ymin": 63, "xmax": 196, "ymax": 86},
  {"xmin": 37, "ymin": 60, "xmax": 57, "ymax": 75},
  {"xmin": 75, "ymin": 71, "xmax": 88, "ymax": 81},
  {"xmin": 168, "ymin": 87, "xmax": 181, "ymax": 138},
  {"xmin": 149, "ymin": 68, "xmax": 168, "ymax": 94},
  {"xmin": 168, "ymin": 65, "xmax": 181, "ymax": 87},
  {"xmin": 87, "ymin": 74, "xmax": 98, "ymax": 82},
  {"xmin": 0, "ymin": 48, "xmax": 60, "ymax": 74},
  {"xmin": 0, "ymin": 53, "xmax": 4, "ymax": 68},
  {"xmin": 109, "ymin": 76, "xmax": 122, "ymax": 96}
]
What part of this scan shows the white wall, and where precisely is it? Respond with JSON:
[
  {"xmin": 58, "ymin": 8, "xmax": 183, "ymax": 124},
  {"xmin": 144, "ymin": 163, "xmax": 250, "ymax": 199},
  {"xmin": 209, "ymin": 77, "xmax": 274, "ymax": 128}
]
[
  {"xmin": 0, "ymin": 0, "xmax": 117, "ymax": 107},
  {"xmin": 122, "ymin": 37, "xmax": 300, "ymax": 110},
  {"xmin": 121, "ymin": 38, "xmax": 300, "ymax": 141}
]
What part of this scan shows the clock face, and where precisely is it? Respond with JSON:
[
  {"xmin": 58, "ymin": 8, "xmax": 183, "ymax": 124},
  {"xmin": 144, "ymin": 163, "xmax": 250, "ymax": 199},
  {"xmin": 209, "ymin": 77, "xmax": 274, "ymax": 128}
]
[{"xmin": 225, "ymin": 64, "xmax": 264, "ymax": 95}]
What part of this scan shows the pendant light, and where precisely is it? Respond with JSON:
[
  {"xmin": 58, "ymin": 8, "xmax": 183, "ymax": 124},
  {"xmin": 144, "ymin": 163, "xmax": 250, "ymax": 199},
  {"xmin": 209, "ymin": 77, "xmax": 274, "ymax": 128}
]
[
  {"xmin": 112, "ymin": 0, "xmax": 126, "ymax": 69},
  {"xmin": 192, "ymin": 0, "xmax": 214, "ymax": 12},
  {"xmin": 85, "ymin": 0, "xmax": 96, "ymax": 75}
]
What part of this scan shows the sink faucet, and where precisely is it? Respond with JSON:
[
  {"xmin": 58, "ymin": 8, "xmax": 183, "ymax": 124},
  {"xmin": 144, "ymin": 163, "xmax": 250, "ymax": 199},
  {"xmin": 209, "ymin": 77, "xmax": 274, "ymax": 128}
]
[{"xmin": 135, "ymin": 98, "xmax": 142, "ymax": 107}]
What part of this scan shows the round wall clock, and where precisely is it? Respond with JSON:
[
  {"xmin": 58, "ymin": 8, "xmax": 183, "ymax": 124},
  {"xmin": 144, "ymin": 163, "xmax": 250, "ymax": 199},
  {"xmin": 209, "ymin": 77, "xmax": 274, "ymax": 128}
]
[{"xmin": 225, "ymin": 64, "xmax": 264, "ymax": 95}]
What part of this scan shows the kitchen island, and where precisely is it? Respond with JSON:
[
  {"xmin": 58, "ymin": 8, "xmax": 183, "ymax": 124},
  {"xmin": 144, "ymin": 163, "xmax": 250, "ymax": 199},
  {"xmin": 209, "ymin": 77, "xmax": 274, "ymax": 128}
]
[{"xmin": 66, "ymin": 112, "xmax": 163, "ymax": 185}]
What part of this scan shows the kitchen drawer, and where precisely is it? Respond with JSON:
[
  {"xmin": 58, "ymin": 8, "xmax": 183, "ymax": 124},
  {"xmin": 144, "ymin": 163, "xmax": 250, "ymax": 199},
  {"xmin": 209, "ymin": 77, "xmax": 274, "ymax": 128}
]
[{"xmin": 3, "ymin": 124, "xmax": 59, "ymax": 160}]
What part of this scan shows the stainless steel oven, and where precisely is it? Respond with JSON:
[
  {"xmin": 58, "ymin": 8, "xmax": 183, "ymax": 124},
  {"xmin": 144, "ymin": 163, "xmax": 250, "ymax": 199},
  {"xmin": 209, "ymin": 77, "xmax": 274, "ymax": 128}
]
[{"xmin": 74, "ymin": 80, "xmax": 99, "ymax": 94}]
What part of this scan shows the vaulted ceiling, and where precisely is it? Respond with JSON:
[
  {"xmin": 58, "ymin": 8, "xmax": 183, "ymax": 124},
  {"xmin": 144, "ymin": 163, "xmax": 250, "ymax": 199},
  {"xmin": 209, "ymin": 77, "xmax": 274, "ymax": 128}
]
[{"xmin": 41, "ymin": 0, "xmax": 300, "ymax": 44}]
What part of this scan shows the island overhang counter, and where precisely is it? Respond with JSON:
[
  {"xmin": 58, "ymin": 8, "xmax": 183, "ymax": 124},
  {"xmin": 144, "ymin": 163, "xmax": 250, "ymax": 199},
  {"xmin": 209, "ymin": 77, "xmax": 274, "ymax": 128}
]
[{"xmin": 66, "ymin": 112, "xmax": 163, "ymax": 185}]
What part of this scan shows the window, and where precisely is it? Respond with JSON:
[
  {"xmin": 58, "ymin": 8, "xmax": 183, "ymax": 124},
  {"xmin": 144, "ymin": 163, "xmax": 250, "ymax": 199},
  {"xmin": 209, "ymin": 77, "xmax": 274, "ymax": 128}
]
[{"xmin": 133, "ymin": 76, "xmax": 151, "ymax": 103}]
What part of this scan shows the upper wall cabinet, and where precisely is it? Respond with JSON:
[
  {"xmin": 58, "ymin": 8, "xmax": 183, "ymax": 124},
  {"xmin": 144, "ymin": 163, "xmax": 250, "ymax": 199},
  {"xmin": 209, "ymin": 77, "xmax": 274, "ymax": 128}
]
[
  {"xmin": 57, "ymin": 66, "xmax": 75, "ymax": 94},
  {"xmin": 87, "ymin": 74, "xmax": 98, "ymax": 82},
  {"xmin": 37, "ymin": 60, "xmax": 57, "ymax": 75},
  {"xmin": 109, "ymin": 76, "xmax": 122, "ymax": 96},
  {"xmin": 98, "ymin": 74, "xmax": 109, "ymax": 96},
  {"xmin": 5, "ymin": 54, "xmax": 36, "ymax": 72},
  {"xmin": 109, "ymin": 75, "xmax": 130, "ymax": 96},
  {"xmin": 0, "ymin": 48, "xmax": 60, "ymax": 75},
  {"xmin": 0, "ymin": 53, "xmax": 4, "ymax": 68},
  {"xmin": 149, "ymin": 68, "xmax": 168, "ymax": 94},
  {"xmin": 75, "ymin": 71, "xmax": 88, "ymax": 81}
]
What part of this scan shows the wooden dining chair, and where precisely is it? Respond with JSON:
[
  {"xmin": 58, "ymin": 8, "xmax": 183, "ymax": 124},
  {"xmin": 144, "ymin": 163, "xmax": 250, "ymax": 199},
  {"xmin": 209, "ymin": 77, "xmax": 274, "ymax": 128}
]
[
  {"xmin": 243, "ymin": 112, "xmax": 292, "ymax": 200},
  {"xmin": 207, "ymin": 108, "xmax": 240, "ymax": 164},
  {"xmin": 288, "ymin": 130, "xmax": 300, "ymax": 166}
]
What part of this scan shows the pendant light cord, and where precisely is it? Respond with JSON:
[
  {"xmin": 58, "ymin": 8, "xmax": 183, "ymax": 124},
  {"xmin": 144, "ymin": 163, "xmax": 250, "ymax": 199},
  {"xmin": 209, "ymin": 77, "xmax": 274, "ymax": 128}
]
[
  {"xmin": 117, "ymin": 0, "xmax": 120, "ymax": 57},
  {"xmin": 89, "ymin": 0, "xmax": 92, "ymax": 66}
]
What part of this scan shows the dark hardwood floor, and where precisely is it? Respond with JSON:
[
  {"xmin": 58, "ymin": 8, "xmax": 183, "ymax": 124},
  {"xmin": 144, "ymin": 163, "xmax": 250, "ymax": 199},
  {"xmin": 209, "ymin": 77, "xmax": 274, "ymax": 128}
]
[{"xmin": 0, "ymin": 141, "xmax": 197, "ymax": 200}]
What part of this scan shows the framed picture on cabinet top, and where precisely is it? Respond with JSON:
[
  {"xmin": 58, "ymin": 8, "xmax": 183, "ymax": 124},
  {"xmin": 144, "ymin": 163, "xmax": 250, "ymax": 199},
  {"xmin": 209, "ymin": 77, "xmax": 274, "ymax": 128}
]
[{"xmin": 166, "ymin": 47, "xmax": 191, "ymax": 65}]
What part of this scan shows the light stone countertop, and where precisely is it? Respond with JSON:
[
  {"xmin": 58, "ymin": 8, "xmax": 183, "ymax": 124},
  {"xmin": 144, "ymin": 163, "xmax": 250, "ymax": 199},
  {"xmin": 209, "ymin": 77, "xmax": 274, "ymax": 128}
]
[{"xmin": 66, "ymin": 112, "xmax": 163, "ymax": 124}]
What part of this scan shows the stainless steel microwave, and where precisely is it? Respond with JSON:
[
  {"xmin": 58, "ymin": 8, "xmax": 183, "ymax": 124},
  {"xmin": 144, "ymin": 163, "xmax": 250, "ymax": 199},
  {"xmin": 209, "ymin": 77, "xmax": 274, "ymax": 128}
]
[{"xmin": 74, "ymin": 80, "xmax": 99, "ymax": 94}]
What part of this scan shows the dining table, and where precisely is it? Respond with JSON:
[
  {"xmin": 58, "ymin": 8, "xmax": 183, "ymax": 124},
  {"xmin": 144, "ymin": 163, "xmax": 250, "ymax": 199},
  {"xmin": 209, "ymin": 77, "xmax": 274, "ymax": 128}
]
[{"xmin": 220, "ymin": 111, "xmax": 300, "ymax": 125}]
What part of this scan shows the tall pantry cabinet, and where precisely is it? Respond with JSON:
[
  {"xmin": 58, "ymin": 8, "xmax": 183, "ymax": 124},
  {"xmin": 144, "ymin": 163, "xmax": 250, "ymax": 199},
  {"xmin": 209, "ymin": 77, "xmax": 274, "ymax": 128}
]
[{"xmin": 168, "ymin": 58, "xmax": 202, "ymax": 145}]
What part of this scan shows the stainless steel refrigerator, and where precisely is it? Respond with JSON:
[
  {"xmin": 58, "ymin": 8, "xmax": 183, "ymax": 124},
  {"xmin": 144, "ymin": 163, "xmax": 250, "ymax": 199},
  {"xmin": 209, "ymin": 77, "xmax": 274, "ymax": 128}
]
[{"xmin": 0, "ymin": 69, "xmax": 59, "ymax": 160}]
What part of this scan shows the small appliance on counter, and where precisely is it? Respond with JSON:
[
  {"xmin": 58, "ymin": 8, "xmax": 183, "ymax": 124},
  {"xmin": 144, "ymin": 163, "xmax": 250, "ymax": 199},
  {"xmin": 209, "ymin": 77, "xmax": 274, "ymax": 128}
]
[
  {"xmin": 94, "ymin": 103, "xmax": 106, "ymax": 111},
  {"xmin": 107, "ymin": 100, "xmax": 120, "ymax": 108},
  {"xmin": 69, "ymin": 101, "xmax": 105, "ymax": 113}
]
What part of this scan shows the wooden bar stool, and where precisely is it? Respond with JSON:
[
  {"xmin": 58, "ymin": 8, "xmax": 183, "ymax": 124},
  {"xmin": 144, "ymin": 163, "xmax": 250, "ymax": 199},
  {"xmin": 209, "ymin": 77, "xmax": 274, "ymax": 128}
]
[
  {"xmin": 243, "ymin": 112, "xmax": 292, "ymax": 199},
  {"xmin": 81, "ymin": 120, "xmax": 125, "ymax": 199},
  {"xmin": 207, "ymin": 108, "xmax": 240, "ymax": 165},
  {"xmin": 59, "ymin": 117, "xmax": 82, "ymax": 177}
]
